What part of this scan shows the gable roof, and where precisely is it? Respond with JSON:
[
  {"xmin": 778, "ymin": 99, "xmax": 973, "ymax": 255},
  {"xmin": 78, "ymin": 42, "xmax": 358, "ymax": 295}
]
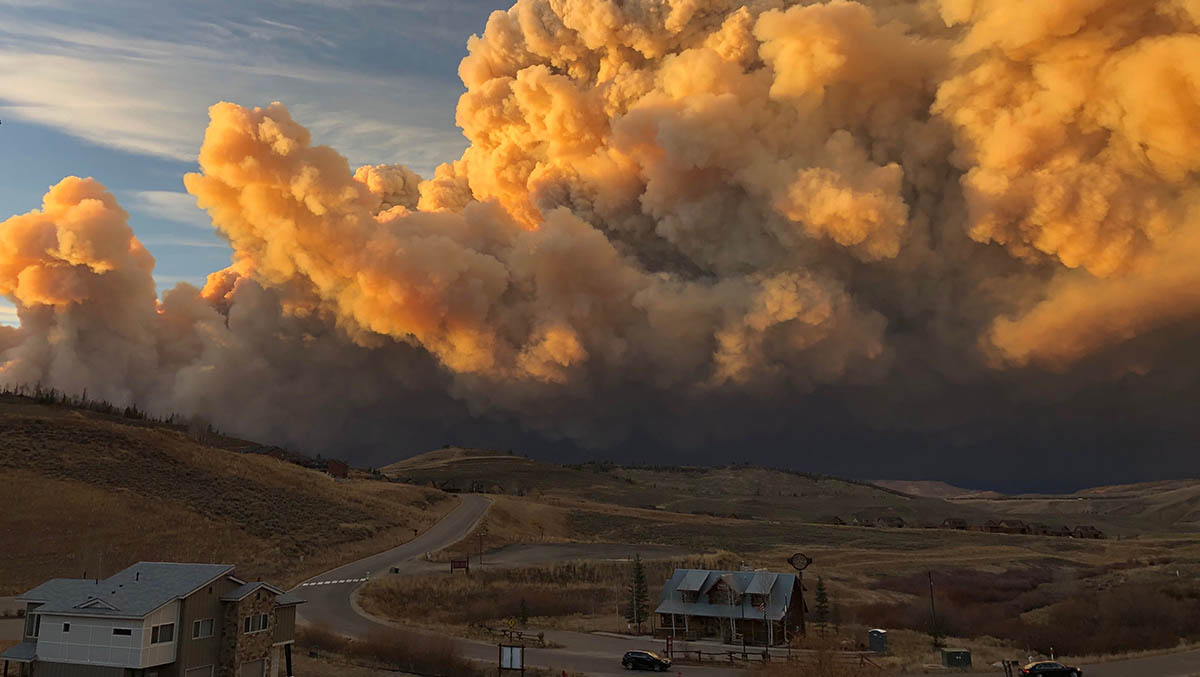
[
  {"xmin": 26, "ymin": 563, "xmax": 235, "ymax": 619},
  {"xmin": 656, "ymin": 569, "xmax": 796, "ymax": 621},
  {"xmin": 676, "ymin": 570, "xmax": 711, "ymax": 592},
  {"xmin": 221, "ymin": 581, "xmax": 285, "ymax": 602}
]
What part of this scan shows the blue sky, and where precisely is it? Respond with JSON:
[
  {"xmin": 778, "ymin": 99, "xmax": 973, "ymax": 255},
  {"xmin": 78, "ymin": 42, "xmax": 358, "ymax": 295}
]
[{"xmin": 0, "ymin": 0, "xmax": 510, "ymax": 324}]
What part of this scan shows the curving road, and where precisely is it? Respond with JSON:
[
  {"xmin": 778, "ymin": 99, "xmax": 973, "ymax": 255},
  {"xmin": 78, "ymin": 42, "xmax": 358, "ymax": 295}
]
[
  {"xmin": 293, "ymin": 494, "xmax": 743, "ymax": 676},
  {"xmin": 295, "ymin": 494, "xmax": 492, "ymax": 636}
]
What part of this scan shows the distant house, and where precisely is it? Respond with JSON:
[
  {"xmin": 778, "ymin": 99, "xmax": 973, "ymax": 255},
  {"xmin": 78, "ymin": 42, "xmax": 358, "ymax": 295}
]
[
  {"xmin": 1050, "ymin": 525, "xmax": 1074, "ymax": 538},
  {"xmin": 826, "ymin": 516, "xmax": 846, "ymax": 526},
  {"xmin": 1028, "ymin": 523, "xmax": 1054, "ymax": 536},
  {"xmin": 326, "ymin": 459, "xmax": 349, "ymax": 479},
  {"xmin": 997, "ymin": 519, "xmax": 1031, "ymax": 535},
  {"xmin": 977, "ymin": 519, "xmax": 1003, "ymax": 533},
  {"xmin": 1072, "ymin": 525, "xmax": 1105, "ymax": 539},
  {"xmin": 1, "ymin": 562, "xmax": 302, "ymax": 677},
  {"xmin": 875, "ymin": 516, "xmax": 906, "ymax": 529},
  {"xmin": 940, "ymin": 518, "xmax": 969, "ymax": 530},
  {"xmin": 655, "ymin": 569, "xmax": 804, "ymax": 646}
]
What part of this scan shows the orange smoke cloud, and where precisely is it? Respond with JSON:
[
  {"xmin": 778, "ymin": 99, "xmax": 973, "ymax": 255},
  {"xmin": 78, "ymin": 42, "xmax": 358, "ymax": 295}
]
[{"xmin": 0, "ymin": 0, "xmax": 1197, "ymax": 451}]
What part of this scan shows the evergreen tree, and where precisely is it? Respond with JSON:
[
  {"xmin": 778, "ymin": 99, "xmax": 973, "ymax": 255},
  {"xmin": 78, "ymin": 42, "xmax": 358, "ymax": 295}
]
[
  {"xmin": 624, "ymin": 554, "xmax": 649, "ymax": 634},
  {"xmin": 518, "ymin": 598, "xmax": 530, "ymax": 626},
  {"xmin": 814, "ymin": 576, "xmax": 830, "ymax": 631}
]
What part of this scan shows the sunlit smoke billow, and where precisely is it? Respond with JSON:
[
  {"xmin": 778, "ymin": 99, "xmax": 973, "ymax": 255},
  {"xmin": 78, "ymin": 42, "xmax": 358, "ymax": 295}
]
[{"xmin": 2, "ymin": 0, "xmax": 1199, "ymax": 481}]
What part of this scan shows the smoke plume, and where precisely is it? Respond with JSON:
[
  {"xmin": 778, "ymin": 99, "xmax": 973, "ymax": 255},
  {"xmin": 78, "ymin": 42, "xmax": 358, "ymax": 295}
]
[{"xmin": 2, "ymin": 0, "xmax": 1199, "ymax": 479}]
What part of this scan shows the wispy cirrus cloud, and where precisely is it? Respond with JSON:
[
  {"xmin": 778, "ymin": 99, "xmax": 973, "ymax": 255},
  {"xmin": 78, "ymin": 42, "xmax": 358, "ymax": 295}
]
[
  {"xmin": 126, "ymin": 191, "xmax": 212, "ymax": 229},
  {"xmin": 0, "ymin": 8, "xmax": 473, "ymax": 174}
]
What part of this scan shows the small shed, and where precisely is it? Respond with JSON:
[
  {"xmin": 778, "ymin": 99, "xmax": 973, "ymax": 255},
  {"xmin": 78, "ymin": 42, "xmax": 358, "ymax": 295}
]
[
  {"xmin": 941, "ymin": 648, "xmax": 971, "ymax": 669},
  {"xmin": 326, "ymin": 459, "xmax": 349, "ymax": 479}
]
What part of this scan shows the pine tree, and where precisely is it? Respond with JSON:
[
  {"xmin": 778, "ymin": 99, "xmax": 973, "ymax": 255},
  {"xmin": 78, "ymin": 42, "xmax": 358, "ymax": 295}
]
[
  {"xmin": 814, "ymin": 576, "xmax": 830, "ymax": 632},
  {"xmin": 518, "ymin": 598, "xmax": 530, "ymax": 626},
  {"xmin": 624, "ymin": 554, "xmax": 649, "ymax": 634}
]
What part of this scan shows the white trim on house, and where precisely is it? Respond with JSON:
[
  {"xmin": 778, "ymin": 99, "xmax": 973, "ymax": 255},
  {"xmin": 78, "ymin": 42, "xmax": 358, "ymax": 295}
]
[{"xmin": 193, "ymin": 618, "xmax": 215, "ymax": 639}]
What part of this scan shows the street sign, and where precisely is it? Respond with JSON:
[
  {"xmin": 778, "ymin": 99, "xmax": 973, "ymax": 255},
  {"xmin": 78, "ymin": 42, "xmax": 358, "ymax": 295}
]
[
  {"xmin": 787, "ymin": 553, "xmax": 812, "ymax": 571},
  {"xmin": 507, "ymin": 617, "xmax": 517, "ymax": 629}
]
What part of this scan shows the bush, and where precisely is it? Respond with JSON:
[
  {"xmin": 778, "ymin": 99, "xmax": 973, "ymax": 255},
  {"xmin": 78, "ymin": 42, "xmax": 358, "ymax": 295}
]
[
  {"xmin": 297, "ymin": 625, "xmax": 480, "ymax": 676},
  {"xmin": 854, "ymin": 573, "xmax": 1200, "ymax": 658}
]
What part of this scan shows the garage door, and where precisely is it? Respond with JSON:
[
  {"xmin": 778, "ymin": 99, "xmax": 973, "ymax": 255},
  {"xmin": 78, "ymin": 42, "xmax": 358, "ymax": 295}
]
[
  {"xmin": 185, "ymin": 667, "xmax": 214, "ymax": 677},
  {"xmin": 240, "ymin": 660, "xmax": 265, "ymax": 677}
]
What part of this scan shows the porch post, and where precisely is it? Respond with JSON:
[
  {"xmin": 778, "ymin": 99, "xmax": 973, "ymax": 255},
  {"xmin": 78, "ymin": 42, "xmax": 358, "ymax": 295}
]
[{"xmin": 285, "ymin": 643, "xmax": 294, "ymax": 677}]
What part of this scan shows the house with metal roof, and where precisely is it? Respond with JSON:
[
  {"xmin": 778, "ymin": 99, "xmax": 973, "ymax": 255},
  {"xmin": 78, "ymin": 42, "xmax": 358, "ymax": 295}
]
[
  {"xmin": 654, "ymin": 569, "xmax": 804, "ymax": 646},
  {"xmin": 1, "ymin": 562, "xmax": 303, "ymax": 677}
]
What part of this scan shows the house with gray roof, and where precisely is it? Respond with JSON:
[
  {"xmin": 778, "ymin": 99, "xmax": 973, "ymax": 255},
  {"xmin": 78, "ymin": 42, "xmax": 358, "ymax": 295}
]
[
  {"xmin": 1, "ymin": 562, "xmax": 302, "ymax": 677},
  {"xmin": 654, "ymin": 568, "xmax": 804, "ymax": 646}
]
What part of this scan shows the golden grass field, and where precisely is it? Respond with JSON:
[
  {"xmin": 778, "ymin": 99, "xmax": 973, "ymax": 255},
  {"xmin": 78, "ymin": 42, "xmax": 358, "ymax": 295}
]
[
  {"xmin": 373, "ymin": 447, "xmax": 1200, "ymax": 669},
  {"xmin": 8, "ymin": 404, "xmax": 1200, "ymax": 671},
  {"xmin": 0, "ymin": 394, "xmax": 456, "ymax": 594}
]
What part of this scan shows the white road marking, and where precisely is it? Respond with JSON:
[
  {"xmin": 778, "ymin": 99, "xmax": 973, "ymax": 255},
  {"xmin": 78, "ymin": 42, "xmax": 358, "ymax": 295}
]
[{"xmin": 300, "ymin": 577, "xmax": 368, "ymax": 587}]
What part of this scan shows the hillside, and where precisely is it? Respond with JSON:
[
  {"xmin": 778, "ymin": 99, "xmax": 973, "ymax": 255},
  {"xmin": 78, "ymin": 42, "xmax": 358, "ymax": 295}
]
[
  {"xmin": 960, "ymin": 479, "xmax": 1200, "ymax": 534},
  {"xmin": 0, "ymin": 394, "xmax": 455, "ymax": 594},
  {"xmin": 384, "ymin": 447, "xmax": 994, "ymax": 526},
  {"xmin": 872, "ymin": 479, "xmax": 1005, "ymax": 499}
]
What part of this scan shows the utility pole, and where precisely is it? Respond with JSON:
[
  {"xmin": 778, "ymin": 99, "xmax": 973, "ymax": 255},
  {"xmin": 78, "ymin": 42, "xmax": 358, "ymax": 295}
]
[{"xmin": 927, "ymin": 571, "xmax": 939, "ymax": 646}]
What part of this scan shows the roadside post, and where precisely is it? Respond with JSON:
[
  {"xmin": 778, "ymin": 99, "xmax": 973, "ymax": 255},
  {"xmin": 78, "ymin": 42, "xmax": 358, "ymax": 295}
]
[
  {"xmin": 500, "ymin": 618, "xmax": 524, "ymax": 676},
  {"xmin": 787, "ymin": 552, "xmax": 812, "ymax": 638}
]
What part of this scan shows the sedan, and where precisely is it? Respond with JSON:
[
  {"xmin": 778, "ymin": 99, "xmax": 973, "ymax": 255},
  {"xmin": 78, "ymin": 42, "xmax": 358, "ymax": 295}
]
[{"xmin": 1021, "ymin": 661, "xmax": 1082, "ymax": 676}]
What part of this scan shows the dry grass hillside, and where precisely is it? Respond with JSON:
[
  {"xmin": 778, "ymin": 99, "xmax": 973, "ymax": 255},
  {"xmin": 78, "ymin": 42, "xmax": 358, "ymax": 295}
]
[
  {"xmin": 0, "ymin": 394, "xmax": 455, "ymax": 594},
  {"xmin": 385, "ymin": 447, "xmax": 994, "ymax": 527},
  {"xmin": 951, "ymin": 479, "xmax": 1200, "ymax": 534},
  {"xmin": 871, "ymin": 480, "xmax": 1004, "ymax": 499}
]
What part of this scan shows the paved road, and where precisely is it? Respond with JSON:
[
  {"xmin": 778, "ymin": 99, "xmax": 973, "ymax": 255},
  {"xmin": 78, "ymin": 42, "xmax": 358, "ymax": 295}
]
[
  {"xmin": 294, "ymin": 494, "xmax": 742, "ymax": 676},
  {"xmin": 295, "ymin": 494, "xmax": 492, "ymax": 635},
  {"xmin": 979, "ymin": 652, "xmax": 1200, "ymax": 677}
]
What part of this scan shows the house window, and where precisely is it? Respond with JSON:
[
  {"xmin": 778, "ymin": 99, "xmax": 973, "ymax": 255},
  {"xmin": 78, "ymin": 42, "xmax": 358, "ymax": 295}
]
[
  {"xmin": 151, "ymin": 623, "xmax": 175, "ymax": 644},
  {"xmin": 193, "ymin": 618, "xmax": 215, "ymax": 639},
  {"xmin": 113, "ymin": 628, "xmax": 133, "ymax": 636},
  {"xmin": 63, "ymin": 622, "xmax": 70, "ymax": 633},
  {"xmin": 242, "ymin": 613, "xmax": 269, "ymax": 634},
  {"xmin": 24, "ymin": 614, "xmax": 40, "ymax": 638}
]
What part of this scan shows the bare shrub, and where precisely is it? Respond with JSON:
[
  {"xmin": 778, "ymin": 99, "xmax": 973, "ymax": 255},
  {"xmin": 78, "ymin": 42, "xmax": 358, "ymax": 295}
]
[{"xmin": 297, "ymin": 625, "xmax": 480, "ymax": 676}]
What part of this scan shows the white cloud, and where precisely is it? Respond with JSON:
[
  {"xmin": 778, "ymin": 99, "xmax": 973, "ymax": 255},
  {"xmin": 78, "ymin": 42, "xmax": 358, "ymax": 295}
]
[
  {"xmin": 0, "ymin": 17, "xmax": 468, "ymax": 172},
  {"xmin": 0, "ymin": 301, "xmax": 18, "ymax": 327},
  {"xmin": 138, "ymin": 236, "xmax": 229, "ymax": 249},
  {"xmin": 127, "ymin": 191, "xmax": 212, "ymax": 229}
]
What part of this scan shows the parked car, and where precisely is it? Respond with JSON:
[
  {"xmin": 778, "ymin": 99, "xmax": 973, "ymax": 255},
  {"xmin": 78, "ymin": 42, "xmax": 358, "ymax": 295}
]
[
  {"xmin": 1021, "ymin": 661, "xmax": 1082, "ymax": 676},
  {"xmin": 622, "ymin": 650, "xmax": 671, "ymax": 671}
]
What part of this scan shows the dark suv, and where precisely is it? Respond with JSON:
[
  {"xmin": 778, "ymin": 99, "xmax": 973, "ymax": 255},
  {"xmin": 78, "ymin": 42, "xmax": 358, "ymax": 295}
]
[
  {"xmin": 1021, "ymin": 661, "xmax": 1082, "ymax": 676},
  {"xmin": 622, "ymin": 650, "xmax": 671, "ymax": 671}
]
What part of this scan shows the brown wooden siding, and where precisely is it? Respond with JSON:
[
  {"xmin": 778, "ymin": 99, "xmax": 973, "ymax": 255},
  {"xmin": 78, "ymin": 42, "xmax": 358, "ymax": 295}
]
[{"xmin": 272, "ymin": 606, "xmax": 295, "ymax": 645}]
